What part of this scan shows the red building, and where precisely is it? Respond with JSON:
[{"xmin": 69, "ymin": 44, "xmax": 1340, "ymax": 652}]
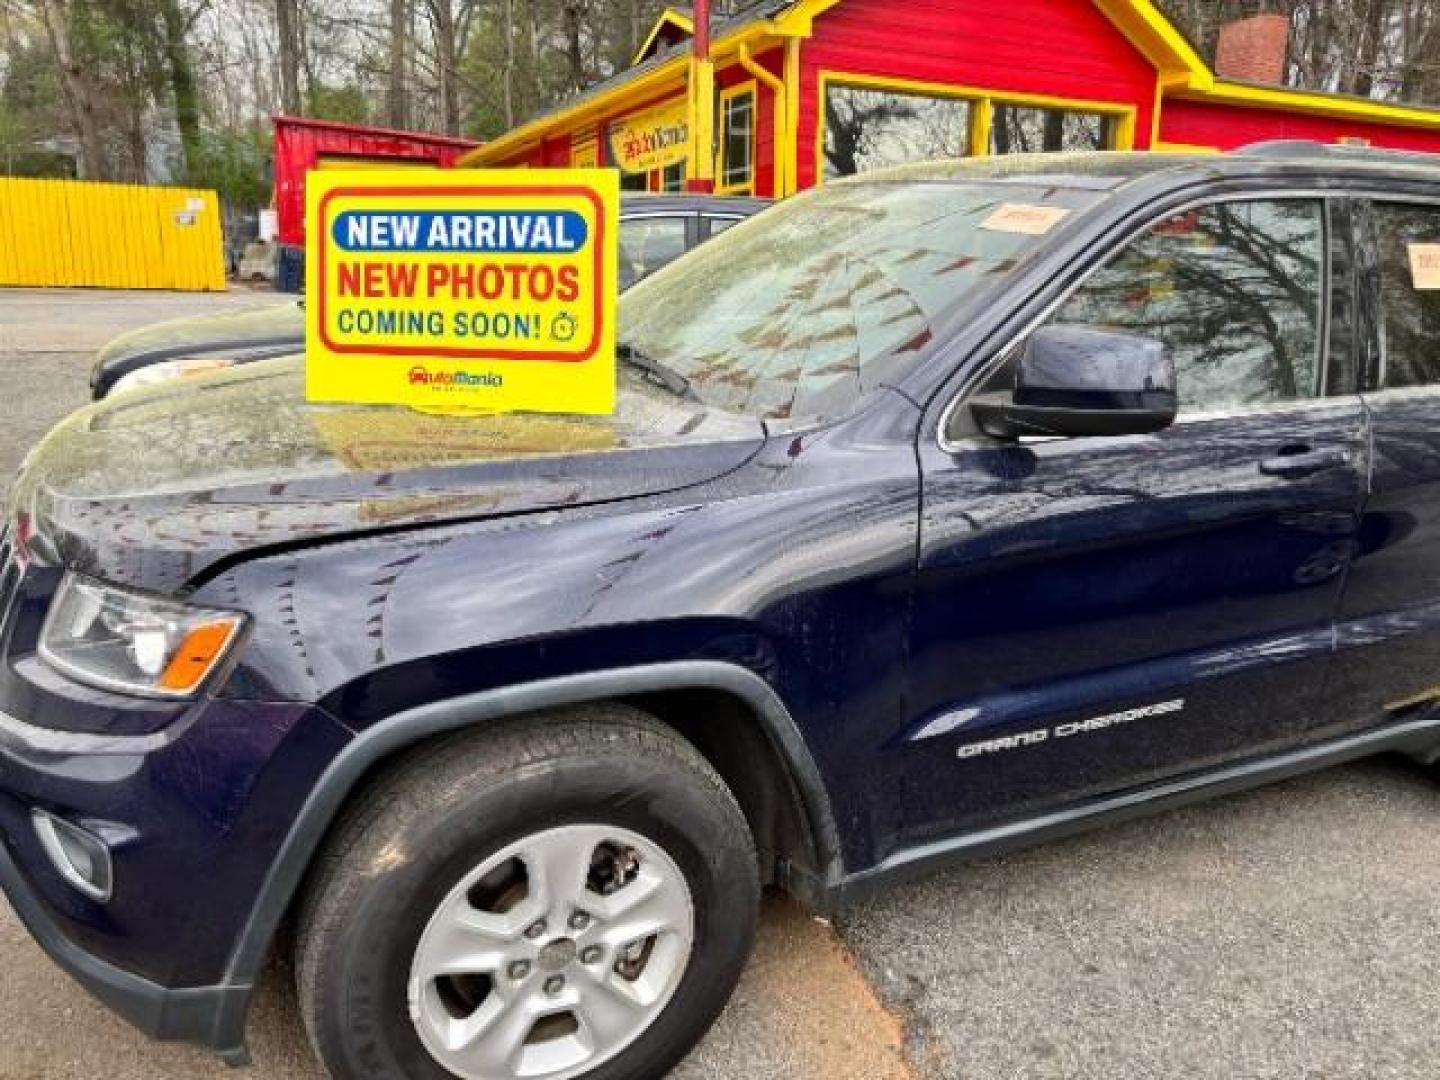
[{"xmin": 458, "ymin": 0, "xmax": 1440, "ymax": 195}]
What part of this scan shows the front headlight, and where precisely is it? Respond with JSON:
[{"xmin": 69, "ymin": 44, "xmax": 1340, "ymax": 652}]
[
  {"xmin": 39, "ymin": 574, "xmax": 245, "ymax": 698},
  {"xmin": 111, "ymin": 356, "xmax": 240, "ymax": 395}
]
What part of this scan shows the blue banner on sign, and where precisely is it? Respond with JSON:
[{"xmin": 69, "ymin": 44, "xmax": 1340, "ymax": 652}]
[{"xmin": 332, "ymin": 210, "xmax": 590, "ymax": 254}]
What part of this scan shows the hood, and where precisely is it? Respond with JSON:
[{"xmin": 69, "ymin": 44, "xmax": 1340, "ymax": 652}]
[{"xmin": 13, "ymin": 358, "xmax": 764, "ymax": 593}]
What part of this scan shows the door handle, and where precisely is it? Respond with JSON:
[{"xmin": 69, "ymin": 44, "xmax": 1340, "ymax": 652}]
[{"xmin": 1258, "ymin": 446, "xmax": 1349, "ymax": 479}]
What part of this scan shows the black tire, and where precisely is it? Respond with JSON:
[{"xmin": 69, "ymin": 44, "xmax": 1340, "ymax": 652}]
[{"xmin": 294, "ymin": 705, "xmax": 760, "ymax": 1080}]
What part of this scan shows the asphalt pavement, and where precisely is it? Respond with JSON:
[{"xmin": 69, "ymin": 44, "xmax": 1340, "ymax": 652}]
[{"xmin": 3, "ymin": 287, "xmax": 1440, "ymax": 1079}]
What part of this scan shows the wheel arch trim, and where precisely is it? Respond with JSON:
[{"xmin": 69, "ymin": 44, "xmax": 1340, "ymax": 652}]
[{"xmin": 221, "ymin": 661, "xmax": 843, "ymax": 1000}]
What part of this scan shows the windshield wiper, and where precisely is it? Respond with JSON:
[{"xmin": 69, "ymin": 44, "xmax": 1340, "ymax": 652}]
[{"xmin": 617, "ymin": 342, "xmax": 698, "ymax": 401}]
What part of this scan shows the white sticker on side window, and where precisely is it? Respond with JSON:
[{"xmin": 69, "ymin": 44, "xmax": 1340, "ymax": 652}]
[
  {"xmin": 980, "ymin": 204, "xmax": 1071, "ymax": 236},
  {"xmin": 1409, "ymin": 244, "xmax": 1440, "ymax": 290}
]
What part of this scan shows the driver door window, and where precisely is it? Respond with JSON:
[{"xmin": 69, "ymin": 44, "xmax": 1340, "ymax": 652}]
[
  {"xmin": 1047, "ymin": 199, "xmax": 1327, "ymax": 413},
  {"xmin": 912, "ymin": 196, "xmax": 1364, "ymax": 838}
]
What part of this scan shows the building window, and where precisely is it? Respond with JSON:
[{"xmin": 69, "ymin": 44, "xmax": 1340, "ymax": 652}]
[
  {"xmin": 719, "ymin": 86, "xmax": 755, "ymax": 193},
  {"xmin": 823, "ymin": 83, "xmax": 972, "ymax": 180},
  {"xmin": 661, "ymin": 161, "xmax": 687, "ymax": 192},
  {"xmin": 990, "ymin": 104, "xmax": 1114, "ymax": 154},
  {"xmin": 820, "ymin": 77, "xmax": 1128, "ymax": 181},
  {"xmin": 620, "ymin": 170, "xmax": 649, "ymax": 192}
]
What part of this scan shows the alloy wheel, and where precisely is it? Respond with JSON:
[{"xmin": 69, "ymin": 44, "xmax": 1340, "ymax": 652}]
[{"xmin": 407, "ymin": 823, "xmax": 695, "ymax": 1080}]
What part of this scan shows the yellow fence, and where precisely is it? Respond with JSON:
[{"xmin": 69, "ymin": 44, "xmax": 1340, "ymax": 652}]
[{"xmin": 0, "ymin": 178, "xmax": 225, "ymax": 291}]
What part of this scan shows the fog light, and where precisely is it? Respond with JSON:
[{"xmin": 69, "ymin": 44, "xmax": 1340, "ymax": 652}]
[{"xmin": 32, "ymin": 810, "xmax": 112, "ymax": 902}]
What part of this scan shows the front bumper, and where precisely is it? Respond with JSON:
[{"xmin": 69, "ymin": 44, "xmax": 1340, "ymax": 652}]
[
  {"xmin": 0, "ymin": 689, "xmax": 349, "ymax": 1060},
  {"xmin": 0, "ymin": 831, "xmax": 254, "ymax": 1062},
  {"xmin": 0, "ymin": 548, "xmax": 351, "ymax": 1059}
]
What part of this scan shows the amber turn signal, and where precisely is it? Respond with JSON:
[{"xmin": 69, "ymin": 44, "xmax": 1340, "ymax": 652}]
[{"xmin": 157, "ymin": 618, "xmax": 244, "ymax": 693}]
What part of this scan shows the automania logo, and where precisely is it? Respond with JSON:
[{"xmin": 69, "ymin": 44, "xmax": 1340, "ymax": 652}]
[
  {"xmin": 618, "ymin": 122, "xmax": 688, "ymax": 166},
  {"xmin": 407, "ymin": 365, "xmax": 503, "ymax": 390}
]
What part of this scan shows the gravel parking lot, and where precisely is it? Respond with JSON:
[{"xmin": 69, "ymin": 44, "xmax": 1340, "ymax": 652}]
[{"xmin": 4, "ymin": 288, "xmax": 1440, "ymax": 1079}]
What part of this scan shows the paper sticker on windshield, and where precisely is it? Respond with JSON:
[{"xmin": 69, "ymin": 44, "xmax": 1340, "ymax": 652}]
[
  {"xmin": 307, "ymin": 168, "xmax": 619, "ymax": 415},
  {"xmin": 1410, "ymin": 244, "xmax": 1440, "ymax": 291},
  {"xmin": 980, "ymin": 204, "xmax": 1071, "ymax": 236}
]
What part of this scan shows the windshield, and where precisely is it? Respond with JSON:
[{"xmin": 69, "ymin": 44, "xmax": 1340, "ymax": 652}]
[{"xmin": 617, "ymin": 178, "xmax": 1106, "ymax": 422}]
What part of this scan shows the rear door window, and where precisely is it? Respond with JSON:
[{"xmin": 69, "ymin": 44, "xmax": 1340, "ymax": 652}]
[{"xmin": 1372, "ymin": 203, "xmax": 1440, "ymax": 389}]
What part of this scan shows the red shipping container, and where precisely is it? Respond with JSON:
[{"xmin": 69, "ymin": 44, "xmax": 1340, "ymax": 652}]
[{"xmin": 272, "ymin": 115, "xmax": 479, "ymax": 248}]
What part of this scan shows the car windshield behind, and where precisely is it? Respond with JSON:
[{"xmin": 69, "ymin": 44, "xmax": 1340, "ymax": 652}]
[{"xmin": 617, "ymin": 176, "xmax": 1107, "ymax": 422}]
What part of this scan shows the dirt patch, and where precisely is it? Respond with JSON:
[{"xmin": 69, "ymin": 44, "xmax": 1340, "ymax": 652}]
[{"xmin": 731, "ymin": 897, "xmax": 917, "ymax": 1080}]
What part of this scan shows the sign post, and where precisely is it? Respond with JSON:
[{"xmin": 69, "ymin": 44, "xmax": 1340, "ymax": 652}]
[{"xmin": 306, "ymin": 168, "xmax": 619, "ymax": 415}]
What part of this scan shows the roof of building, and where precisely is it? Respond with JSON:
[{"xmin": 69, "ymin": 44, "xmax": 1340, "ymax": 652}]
[
  {"xmin": 459, "ymin": 0, "xmax": 1440, "ymax": 169},
  {"xmin": 630, "ymin": 5, "xmax": 697, "ymax": 64}
]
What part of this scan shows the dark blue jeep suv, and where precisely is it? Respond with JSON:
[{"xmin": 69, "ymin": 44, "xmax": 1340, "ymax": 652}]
[{"xmin": 5, "ymin": 144, "xmax": 1440, "ymax": 1080}]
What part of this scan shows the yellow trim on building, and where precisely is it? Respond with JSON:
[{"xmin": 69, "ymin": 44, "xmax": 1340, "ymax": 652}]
[
  {"xmin": 716, "ymin": 80, "xmax": 759, "ymax": 194},
  {"xmin": 630, "ymin": 7, "xmax": 696, "ymax": 67},
  {"xmin": 1152, "ymin": 140, "xmax": 1221, "ymax": 153},
  {"xmin": 813, "ymin": 69, "xmax": 1138, "ymax": 184},
  {"xmin": 969, "ymin": 97, "xmax": 994, "ymax": 158},
  {"xmin": 1093, "ymin": 0, "xmax": 1212, "ymax": 88},
  {"xmin": 770, "ymin": 0, "xmax": 843, "ymax": 36},
  {"xmin": 1111, "ymin": 109, "xmax": 1138, "ymax": 150},
  {"xmin": 783, "ymin": 39, "xmax": 802, "ymax": 196},
  {"xmin": 1181, "ymin": 79, "xmax": 1440, "ymax": 132},
  {"xmin": 738, "ymin": 43, "xmax": 788, "ymax": 194}
]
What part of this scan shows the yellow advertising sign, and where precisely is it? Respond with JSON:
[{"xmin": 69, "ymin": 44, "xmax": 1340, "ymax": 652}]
[
  {"xmin": 306, "ymin": 168, "xmax": 619, "ymax": 415},
  {"xmin": 609, "ymin": 99, "xmax": 689, "ymax": 175}
]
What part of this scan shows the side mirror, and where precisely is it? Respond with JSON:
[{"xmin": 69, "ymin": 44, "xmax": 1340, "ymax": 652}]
[{"xmin": 970, "ymin": 325, "xmax": 1178, "ymax": 439}]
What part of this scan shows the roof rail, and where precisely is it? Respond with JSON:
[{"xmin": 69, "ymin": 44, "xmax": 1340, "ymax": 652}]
[
  {"xmin": 1234, "ymin": 140, "xmax": 1341, "ymax": 157},
  {"xmin": 1234, "ymin": 139, "xmax": 1437, "ymax": 161}
]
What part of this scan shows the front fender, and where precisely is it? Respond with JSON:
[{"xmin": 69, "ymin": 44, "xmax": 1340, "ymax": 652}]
[{"xmin": 215, "ymin": 660, "xmax": 842, "ymax": 1047}]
